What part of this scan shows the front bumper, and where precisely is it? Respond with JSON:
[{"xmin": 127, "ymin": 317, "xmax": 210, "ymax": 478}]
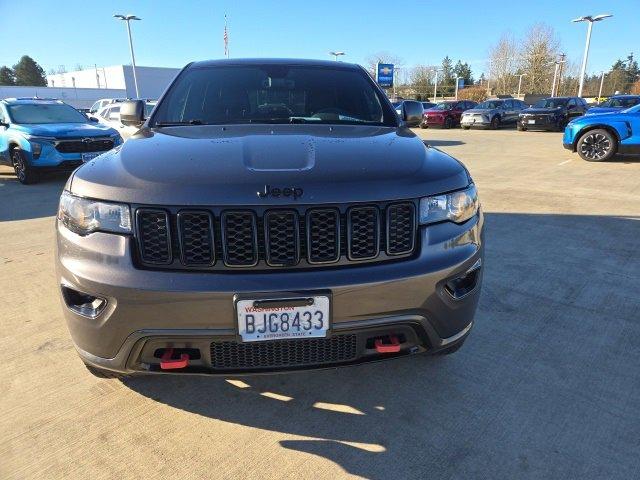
[
  {"xmin": 423, "ymin": 116, "xmax": 446, "ymax": 126},
  {"xmin": 56, "ymin": 211, "xmax": 484, "ymax": 374},
  {"xmin": 461, "ymin": 117, "xmax": 490, "ymax": 128}
]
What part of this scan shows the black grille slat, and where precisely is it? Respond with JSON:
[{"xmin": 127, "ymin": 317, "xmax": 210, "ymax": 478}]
[
  {"xmin": 387, "ymin": 203, "xmax": 416, "ymax": 255},
  {"xmin": 307, "ymin": 209, "xmax": 340, "ymax": 264},
  {"xmin": 222, "ymin": 211, "xmax": 258, "ymax": 266},
  {"xmin": 134, "ymin": 202, "xmax": 417, "ymax": 270},
  {"xmin": 210, "ymin": 334, "xmax": 358, "ymax": 370},
  {"xmin": 55, "ymin": 139, "xmax": 114, "ymax": 153},
  {"xmin": 178, "ymin": 211, "xmax": 215, "ymax": 266},
  {"xmin": 265, "ymin": 210, "xmax": 299, "ymax": 267},
  {"xmin": 348, "ymin": 206, "xmax": 380, "ymax": 260},
  {"xmin": 137, "ymin": 210, "xmax": 171, "ymax": 264}
]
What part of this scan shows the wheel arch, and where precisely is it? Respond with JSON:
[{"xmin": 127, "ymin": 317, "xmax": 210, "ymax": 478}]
[{"xmin": 573, "ymin": 124, "xmax": 621, "ymax": 151}]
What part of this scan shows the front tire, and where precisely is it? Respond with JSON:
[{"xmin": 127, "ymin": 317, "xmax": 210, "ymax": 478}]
[
  {"xmin": 462, "ymin": 126, "xmax": 470, "ymax": 130},
  {"xmin": 11, "ymin": 148, "xmax": 39, "ymax": 184},
  {"xmin": 444, "ymin": 117, "xmax": 453, "ymax": 129},
  {"xmin": 576, "ymin": 129, "xmax": 617, "ymax": 162},
  {"xmin": 517, "ymin": 122, "xmax": 526, "ymax": 131},
  {"xmin": 490, "ymin": 116, "xmax": 500, "ymax": 129}
]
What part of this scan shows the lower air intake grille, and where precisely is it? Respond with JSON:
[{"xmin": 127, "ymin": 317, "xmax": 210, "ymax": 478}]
[{"xmin": 210, "ymin": 334, "xmax": 358, "ymax": 371}]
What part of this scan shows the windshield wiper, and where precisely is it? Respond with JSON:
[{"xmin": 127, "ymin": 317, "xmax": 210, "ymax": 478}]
[{"xmin": 155, "ymin": 119, "xmax": 203, "ymax": 127}]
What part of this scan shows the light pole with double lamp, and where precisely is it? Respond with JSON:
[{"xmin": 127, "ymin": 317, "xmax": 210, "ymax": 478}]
[
  {"xmin": 572, "ymin": 14, "xmax": 612, "ymax": 98},
  {"xmin": 114, "ymin": 14, "xmax": 142, "ymax": 99},
  {"xmin": 329, "ymin": 51, "xmax": 345, "ymax": 61}
]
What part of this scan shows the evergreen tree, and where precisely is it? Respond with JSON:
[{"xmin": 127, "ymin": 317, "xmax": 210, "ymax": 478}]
[
  {"xmin": 0, "ymin": 66, "xmax": 15, "ymax": 85},
  {"xmin": 441, "ymin": 56, "xmax": 454, "ymax": 95},
  {"xmin": 12, "ymin": 55, "xmax": 47, "ymax": 86},
  {"xmin": 453, "ymin": 61, "xmax": 474, "ymax": 86}
]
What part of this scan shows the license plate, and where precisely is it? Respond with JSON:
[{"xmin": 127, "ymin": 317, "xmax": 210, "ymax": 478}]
[
  {"xmin": 82, "ymin": 152, "xmax": 100, "ymax": 162},
  {"xmin": 236, "ymin": 296, "xmax": 330, "ymax": 342},
  {"xmin": 527, "ymin": 119, "xmax": 536, "ymax": 124}
]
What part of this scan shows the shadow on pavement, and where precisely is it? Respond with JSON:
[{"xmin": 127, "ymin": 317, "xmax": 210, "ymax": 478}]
[
  {"xmin": 0, "ymin": 169, "xmax": 68, "ymax": 222},
  {"xmin": 122, "ymin": 212, "xmax": 640, "ymax": 479}
]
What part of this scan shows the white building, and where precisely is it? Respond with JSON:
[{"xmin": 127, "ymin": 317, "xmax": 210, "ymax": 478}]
[{"xmin": 47, "ymin": 65, "xmax": 181, "ymax": 99}]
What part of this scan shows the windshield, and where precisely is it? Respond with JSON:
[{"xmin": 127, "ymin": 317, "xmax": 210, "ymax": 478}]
[
  {"xmin": 534, "ymin": 98, "xmax": 568, "ymax": 109},
  {"xmin": 433, "ymin": 102, "xmax": 454, "ymax": 111},
  {"xmin": 599, "ymin": 97, "xmax": 640, "ymax": 108},
  {"xmin": 476, "ymin": 101, "xmax": 502, "ymax": 109},
  {"xmin": 7, "ymin": 103, "xmax": 88, "ymax": 124},
  {"xmin": 152, "ymin": 65, "xmax": 392, "ymax": 126}
]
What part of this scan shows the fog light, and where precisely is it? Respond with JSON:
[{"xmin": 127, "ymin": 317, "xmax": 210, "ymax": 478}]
[
  {"xmin": 61, "ymin": 286, "xmax": 107, "ymax": 318},
  {"xmin": 444, "ymin": 259, "xmax": 481, "ymax": 300}
]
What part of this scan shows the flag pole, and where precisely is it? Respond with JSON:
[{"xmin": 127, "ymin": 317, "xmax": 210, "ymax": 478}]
[{"xmin": 224, "ymin": 15, "xmax": 229, "ymax": 58}]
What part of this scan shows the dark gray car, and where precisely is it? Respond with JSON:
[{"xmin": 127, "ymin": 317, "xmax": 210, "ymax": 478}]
[
  {"xmin": 55, "ymin": 59, "xmax": 484, "ymax": 377},
  {"xmin": 461, "ymin": 98, "xmax": 527, "ymax": 129}
]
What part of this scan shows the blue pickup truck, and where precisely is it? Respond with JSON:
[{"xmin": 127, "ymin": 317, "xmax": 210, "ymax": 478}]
[{"xmin": 0, "ymin": 98, "xmax": 122, "ymax": 184}]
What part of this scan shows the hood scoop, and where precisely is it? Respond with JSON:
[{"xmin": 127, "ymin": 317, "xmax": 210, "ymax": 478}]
[{"xmin": 243, "ymin": 135, "xmax": 315, "ymax": 171}]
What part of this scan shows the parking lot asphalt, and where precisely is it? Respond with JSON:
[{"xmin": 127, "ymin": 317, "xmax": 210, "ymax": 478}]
[{"xmin": 1, "ymin": 128, "xmax": 639, "ymax": 480}]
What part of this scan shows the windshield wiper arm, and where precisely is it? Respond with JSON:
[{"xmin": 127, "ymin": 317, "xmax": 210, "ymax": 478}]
[{"xmin": 155, "ymin": 119, "xmax": 203, "ymax": 127}]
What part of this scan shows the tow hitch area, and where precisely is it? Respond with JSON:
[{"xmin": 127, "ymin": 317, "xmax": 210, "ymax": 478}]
[
  {"xmin": 160, "ymin": 348, "xmax": 190, "ymax": 370},
  {"xmin": 374, "ymin": 335, "xmax": 401, "ymax": 353}
]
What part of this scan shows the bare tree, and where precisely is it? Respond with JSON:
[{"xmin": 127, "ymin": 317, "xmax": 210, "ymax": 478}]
[
  {"xmin": 409, "ymin": 64, "xmax": 438, "ymax": 97},
  {"xmin": 364, "ymin": 51, "xmax": 404, "ymax": 76},
  {"xmin": 488, "ymin": 33, "xmax": 519, "ymax": 94},
  {"xmin": 519, "ymin": 24, "xmax": 560, "ymax": 94}
]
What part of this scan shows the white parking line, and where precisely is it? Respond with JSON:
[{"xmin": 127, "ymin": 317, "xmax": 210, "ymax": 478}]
[{"xmin": 557, "ymin": 159, "xmax": 572, "ymax": 166}]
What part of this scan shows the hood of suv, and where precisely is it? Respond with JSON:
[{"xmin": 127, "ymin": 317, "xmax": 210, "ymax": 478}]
[
  {"xmin": 70, "ymin": 124, "xmax": 470, "ymax": 205},
  {"xmin": 11, "ymin": 122, "xmax": 118, "ymax": 138},
  {"xmin": 521, "ymin": 107, "xmax": 565, "ymax": 115}
]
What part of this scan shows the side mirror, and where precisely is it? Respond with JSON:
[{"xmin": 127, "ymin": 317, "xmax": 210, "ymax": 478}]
[
  {"xmin": 0, "ymin": 121, "xmax": 9, "ymax": 128},
  {"xmin": 88, "ymin": 116, "xmax": 99, "ymax": 123},
  {"xmin": 120, "ymin": 100, "xmax": 145, "ymax": 127},
  {"xmin": 402, "ymin": 102, "xmax": 424, "ymax": 127}
]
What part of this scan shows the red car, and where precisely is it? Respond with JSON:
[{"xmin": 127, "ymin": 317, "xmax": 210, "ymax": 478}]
[{"xmin": 421, "ymin": 100, "xmax": 477, "ymax": 129}]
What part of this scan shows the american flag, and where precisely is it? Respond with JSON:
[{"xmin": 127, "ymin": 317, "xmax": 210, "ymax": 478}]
[{"xmin": 223, "ymin": 15, "xmax": 229, "ymax": 58}]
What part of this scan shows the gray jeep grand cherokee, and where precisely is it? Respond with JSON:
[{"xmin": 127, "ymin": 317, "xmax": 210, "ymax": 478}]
[{"xmin": 55, "ymin": 59, "xmax": 484, "ymax": 377}]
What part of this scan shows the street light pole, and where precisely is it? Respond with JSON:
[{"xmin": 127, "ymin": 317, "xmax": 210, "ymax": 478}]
[
  {"xmin": 454, "ymin": 76, "xmax": 461, "ymax": 100},
  {"xmin": 517, "ymin": 74, "xmax": 527, "ymax": 98},
  {"xmin": 572, "ymin": 14, "xmax": 612, "ymax": 97},
  {"xmin": 114, "ymin": 14, "xmax": 142, "ymax": 98},
  {"xmin": 433, "ymin": 69, "xmax": 440, "ymax": 102},
  {"xmin": 598, "ymin": 71, "xmax": 606, "ymax": 100}
]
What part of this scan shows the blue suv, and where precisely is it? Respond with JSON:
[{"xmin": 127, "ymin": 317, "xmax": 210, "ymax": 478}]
[
  {"xmin": 563, "ymin": 103, "xmax": 640, "ymax": 161},
  {"xmin": 0, "ymin": 98, "xmax": 122, "ymax": 184}
]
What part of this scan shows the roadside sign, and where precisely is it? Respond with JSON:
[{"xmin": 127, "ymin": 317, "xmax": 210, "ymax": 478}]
[
  {"xmin": 377, "ymin": 63, "xmax": 394, "ymax": 88},
  {"xmin": 457, "ymin": 78, "xmax": 465, "ymax": 89}
]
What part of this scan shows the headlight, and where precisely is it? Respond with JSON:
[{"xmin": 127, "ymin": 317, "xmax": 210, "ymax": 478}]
[
  {"xmin": 419, "ymin": 184, "xmax": 479, "ymax": 225},
  {"xmin": 58, "ymin": 191, "xmax": 131, "ymax": 235},
  {"xmin": 23, "ymin": 135, "xmax": 55, "ymax": 159}
]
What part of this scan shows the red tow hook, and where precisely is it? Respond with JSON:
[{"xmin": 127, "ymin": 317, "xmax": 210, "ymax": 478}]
[
  {"xmin": 374, "ymin": 335, "xmax": 401, "ymax": 353},
  {"xmin": 160, "ymin": 348, "xmax": 190, "ymax": 370}
]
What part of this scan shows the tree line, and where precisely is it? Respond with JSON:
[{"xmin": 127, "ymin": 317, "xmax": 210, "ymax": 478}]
[
  {"xmin": 367, "ymin": 23, "xmax": 639, "ymax": 100},
  {"xmin": 0, "ymin": 55, "xmax": 47, "ymax": 86}
]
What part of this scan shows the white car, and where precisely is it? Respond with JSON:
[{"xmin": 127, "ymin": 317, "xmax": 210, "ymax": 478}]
[
  {"xmin": 94, "ymin": 101, "xmax": 156, "ymax": 140},
  {"xmin": 88, "ymin": 98, "xmax": 127, "ymax": 115}
]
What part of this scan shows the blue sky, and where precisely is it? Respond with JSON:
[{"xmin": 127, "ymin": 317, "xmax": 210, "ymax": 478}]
[{"xmin": 0, "ymin": 0, "xmax": 635, "ymax": 77}]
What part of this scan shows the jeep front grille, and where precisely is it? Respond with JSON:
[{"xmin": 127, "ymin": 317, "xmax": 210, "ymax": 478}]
[{"xmin": 134, "ymin": 201, "xmax": 417, "ymax": 271}]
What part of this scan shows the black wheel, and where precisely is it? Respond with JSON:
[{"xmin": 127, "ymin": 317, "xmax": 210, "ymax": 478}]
[
  {"xmin": 436, "ymin": 339, "xmax": 466, "ymax": 355},
  {"xmin": 11, "ymin": 148, "xmax": 39, "ymax": 184},
  {"xmin": 84, "ymin": 363, "xmax": 124, "ymax": 379},
  {"xmin": 517, "ymin": 122, "xmax": 526, "ymax": 131},
  {"xmin": 556, "ymin": 119, "xmax": 568, "ymax": 132},
  {"xmin": 490, "ymin": 116, "xmax": 500, "ymax": 129},
  {"xmin": 576, "ymin": 129, "xmax": 617, "ymax": 162},
  {"xmin": 462, "ymin": 126, "xmax": 470, "ymax": 130},
  {"xmin": 419, "ymin": 123, "xmax": 427, "ymax": 129},
  {"xmin": 444, "ymin": 116, "xmax": 453, "ymax": 129}
]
